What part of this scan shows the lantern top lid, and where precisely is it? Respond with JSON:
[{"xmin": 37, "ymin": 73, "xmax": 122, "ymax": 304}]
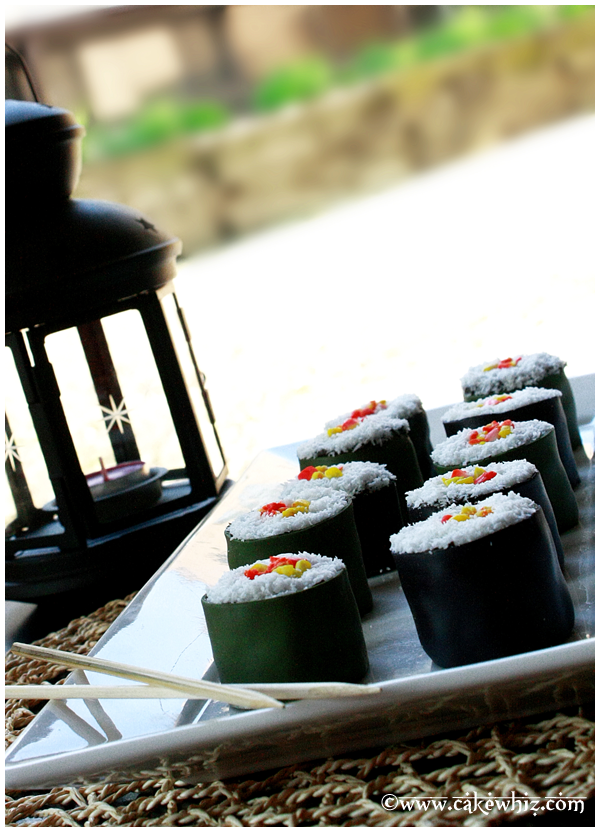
[
  {"xmin": 6, "ymin": 99, "xmax": 85, "ymax": 202},
  {"xmin": 5, "ymin": 99, "xmax": 83, "ymax": 135},
  {"xmin": 6, "ymin": 199, "xmax": 182, "ymax": 333}
]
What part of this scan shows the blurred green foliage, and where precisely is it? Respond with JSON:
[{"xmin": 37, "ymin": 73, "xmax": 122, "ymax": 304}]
[
  {"xmin": 83, "ymin": 5, "xmax": 594, "ymax": 161},
  {"xmin": 83, "ymin": 98, "xmax": 230, "ymax": 161},
  {"xmin": 253, "ymin": 57, "xmax": 333, "ymax": 111}
]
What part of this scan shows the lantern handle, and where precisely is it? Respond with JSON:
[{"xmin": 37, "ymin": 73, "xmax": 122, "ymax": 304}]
[{"xmin": 5, "ymin": 41, "xmax": 40, "ymax": 103}]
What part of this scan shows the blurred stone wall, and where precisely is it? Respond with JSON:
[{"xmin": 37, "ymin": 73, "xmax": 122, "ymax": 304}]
[{"xmin": 76, "ymin": 16, "xmax": 594, "ymax": 255}]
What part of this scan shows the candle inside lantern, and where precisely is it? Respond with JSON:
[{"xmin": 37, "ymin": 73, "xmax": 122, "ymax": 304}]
[{"xmin": 86, "ymin": 458, "xmax": 150, "ymax": 498}]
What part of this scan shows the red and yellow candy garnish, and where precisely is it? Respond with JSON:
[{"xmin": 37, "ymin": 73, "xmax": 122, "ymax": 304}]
[
  {"xmin": 483, "ymin": 357, "xmax": 522, "ymax": 371},
  {"xmin": 468, "ymin": 420, "xmax": 514, "ymax": 445},
  {"xmin": 476, "ymin": 395, "xmax": 513, "ymax": 408},
  {"xmin": 259, "ymin": 500, "xmax": 310, "ymax": 518},
  {"xmin": 441, "ymin": 504, "xmax": 494, "ymax": 524},
  {"xmin": 327, "ymin": 400, "xmax": 387, "ymax": 436},
  {"xmin": 244, "ymin": 555, "xmax": 312, "ymax": 580},
  {"xmin": 298, "ymin": 465, "xmax": 343, "ymax": 481},
  {"xmin": 442, "ymin": 467, "xmax": 498, "ymax": 486}
]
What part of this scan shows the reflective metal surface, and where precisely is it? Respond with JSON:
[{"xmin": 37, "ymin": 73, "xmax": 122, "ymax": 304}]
[{"xmin": 5, "ymin": 381, "xmax": 594, "ymax": 789}]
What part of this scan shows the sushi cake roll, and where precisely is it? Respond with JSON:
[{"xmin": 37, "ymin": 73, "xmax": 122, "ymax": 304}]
[
  {"xmin": 324, "ymin": 396, "xmax": 436, "ymax": 479},
  {"xmin": 281, "ymin": 461, "xmax": 402, "ymax": 577},
  {"xmin": 225, "ymin": 490, "xmax": 372, "ymax": 614},
  {"xmin": 460, "ymin": 353, "xmax": 580, "ymax": 449},
  {"xmin": 442, "ymin": 387, "xmax": 579, "ymax": 487},
  {"xmin": 297, "ymin": 414, "xmax": 423, "ymax": 524},
  {"xmin": 390, "ymin": 493, "xmax": 574, "ymax": 668},
  {"xmin": 431, "ymin": 419, "xmax": 578, "ymax": 532},
  {"xmin": 202, "ymin": 553, "xmax": 369, "ymax": 684},
  {"xmin": 405, "ymin": 460, "xmax": 564, "ymax": 567}
]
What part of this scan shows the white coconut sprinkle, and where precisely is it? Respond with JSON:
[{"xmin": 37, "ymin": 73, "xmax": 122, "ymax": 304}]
[
  {"xmin": 280, "ymin": 461, "xmax": 395, "ymax": 502},
  {"xmin": 431, "ymin": 420, "xmax": 552, "ymax": 468},
  {"xmin": 297, "ymin": 415, "xmax": 409, "ymax": 459},
  {"xmin": 227, "ymin": 490, "xmax": 350, "ymax": 541},
  {"xmin": 325, "ymin": 394, "xmax": 423, "ymax": 429},
  {"xmin": 390, "ymin": 492, "xmax": 538, "ymax": 554},
  {"xmin": 406, "ymin": 460, "xmax": 537, "ymax": 509},
  {"xmin": 442, "ymin": 387, "xmax": 561, "ymax": 423},
  {"xmin": 204, "ymin": 553, "xmax": 344, "ymax": 604},
  {"xmin": 461, "ymin": 353, "xmax": 565, "ymax": 399}
]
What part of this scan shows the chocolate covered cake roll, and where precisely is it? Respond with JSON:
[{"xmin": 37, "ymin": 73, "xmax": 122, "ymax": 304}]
[
  {"xmin": 390, "ymin": 493, "xmax": 574, "ymax": 668},
  {"xmin": 202, "ymin": 553, "xmax": 369, "ymax": 683}
]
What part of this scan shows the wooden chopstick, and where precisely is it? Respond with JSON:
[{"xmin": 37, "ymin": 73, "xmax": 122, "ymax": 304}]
[
  {"xmin": 9, "ymin": 643, "xmax": 283, "ymax": 710},
  {"xmin": 9, "ymin": 643, "xmax": 381, "ymax": 702},
  {"xmin": 4, "ymin": 684, "xmax": 234, "ymax": 700}
]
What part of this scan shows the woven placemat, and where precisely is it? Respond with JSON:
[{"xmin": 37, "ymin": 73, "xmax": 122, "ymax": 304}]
[{"xmin": 6, "ymin": 594, "xmax": 595, "ymax": 827}]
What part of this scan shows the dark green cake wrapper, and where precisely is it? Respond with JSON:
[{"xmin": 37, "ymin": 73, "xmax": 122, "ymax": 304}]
[
  {"xmin": 225, "ymin": 502, "xmax": 373, "ymax": 614},
  {"xmin": 202, "ymin": 568, "xmax": 369, "ymax": 684},
  {"xmin": 539, "ymin": 370, "xmax": 581, "ymax": 450},
  {"xmin": 434, "ymin": 426, "xmax": 578, "ymax": 532},
  {"xmin": 351, "ymin": 483, "xmax": 403, "ymax": 577},
  {"xmin": 393, "ymin": 507, "xmax": 574, "ymax": 668},
  {"xmin": 406, "ymin": 469, "xmax": 564, "ymax": 569},
  {"xmin": 298, "ymin": 428, "xmax": 423, "ymax": 526},
  {"xmin": 443, "ymin": 394, "xmax": 579, "ymax": 488},
  {"xmin": 406, "ymin": 407, "xmax": 436, "ymax": 480}
]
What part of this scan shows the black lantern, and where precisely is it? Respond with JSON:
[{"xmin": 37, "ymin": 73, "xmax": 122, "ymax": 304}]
[{"xmin": 5, "ymin": 99, "xmax": 229, "ymax": 608}]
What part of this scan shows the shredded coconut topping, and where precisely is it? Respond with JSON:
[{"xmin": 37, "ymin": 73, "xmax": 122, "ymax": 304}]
[
  {"xmin": 227, "ymin": 490, "xmax": 350, "ymax": 541},
  {"xmin": 442, "ymin": 386, "xmax": 561, "ymax": 423},
  {"xmin": 461, "ymin": 353, "xmax": 565, "ymax": 399},
  {"xmin": 390, "ymin": 492, "xmax": 538, "ymax": 554},
  {"xmin": 204, "ymin": 553, "xmax": 344, "ymax": 604},
  {"xmin": 325, "ymin": 393, "xmax": 424, "ymax": 429},
  {"xmin": 431, "ymin": 420, "xmax": 552, "ymax": 468},
  {"xmin": 297, "ymin": 415, "xmax": 409, "ymax": 459},
  {"xmin": 281, "ymin": 461, "xmax": 395, "ymax": 502},
  {"xmin": 406, "ymin": 460, "xmax": 537, "ymax": 509}
]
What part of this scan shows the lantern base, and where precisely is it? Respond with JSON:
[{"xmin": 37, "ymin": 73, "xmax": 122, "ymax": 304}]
[{"xmin": 5, "ymin": 482, "xmax": 232, "ymax": 625}]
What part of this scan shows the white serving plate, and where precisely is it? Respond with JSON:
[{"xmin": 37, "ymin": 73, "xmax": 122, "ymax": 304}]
[{"xmin": 5, "ymin": 376, "xmax": 595, "ymax": 790}]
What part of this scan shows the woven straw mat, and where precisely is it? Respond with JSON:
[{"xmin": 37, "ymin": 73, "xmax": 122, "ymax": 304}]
[{"xmin": 5, "ymin": 593, "xmax": 594, "ymax": 827}]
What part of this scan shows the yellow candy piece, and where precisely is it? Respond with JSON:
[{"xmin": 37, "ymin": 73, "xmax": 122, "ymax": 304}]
[
  {"xmin": 311, "ymin": 472, "xmax": 324, "ymax": 480},
  {"xmin": 473, "ymin": 467, "xmax": 486, "ymax": 477},
  {"xmin": 460, "ymin": 506, "xmax": 477, "ymax": 515},
  {"xmin": 457, "ymin": 477, "xmax": 474, "ymax": 485},
  {"xmin": 477, "ymin": 507, "xmax": 493, "ymax": 517},
  {"xmin": 292, "ymin": 500, "xmax": 310, "ymax": 510},
  {"xmin": 249, "ymin": 562, "xmax": 268, "ymax": 573},
  {"xmin": 325, "ymin": 467, "xmax": 342, "ymax": 478},
  {"xmin": 327, "ymin": 427, "xmax": 342, "ymax": 436},
  {"xmin": 281, "ymin": 507, "xmax": 298, "ymax": 517},
  {"xmin": 453, "ymin": 514, "xmax": 469, "ymax": 521},
  {"xmin": 498, "ymin": 427, "xmax": 512, "ymax": 438},
  {"xmin": 296, "ymin": 559, "xmax": 312, "ymax": 573},
  {"xmin": 316, "ymin": 466, "xmax": 328, "ymax": 472},
  {"xmin": 274, "ymin": 565, "xmax": 297, "ymax": 577}
]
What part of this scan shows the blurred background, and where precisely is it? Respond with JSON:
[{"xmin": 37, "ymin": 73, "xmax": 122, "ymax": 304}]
[{"xmin": 6, "ymin": 5, "xmax": 596, "ymax": 478}]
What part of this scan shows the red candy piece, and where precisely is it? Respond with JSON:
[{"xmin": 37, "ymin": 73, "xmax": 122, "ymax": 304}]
[
  {"xmin": 450, "ymin": 469, "xmax": 468, "ymax": 478},
  {"xmin": 441, "ymin": 514, "xmax": 452, "ymax": 524},
  {"xmin": 298, "ymin": 466, "xmax": 316, "ymax": 481},
  {"xmin": 474, "ymin": 471, "xmax": 497, "ymax": 484},
  {"xmin": 244, "ymin": 555, "xmax": 301, "ymax": 580},
  {"xmin": 260, "ymin": 502, "xmax": 287, "ymax": 516},
  {"xmin": 342, "ymin": 417, "xmax": 359, "ymax": 431}
]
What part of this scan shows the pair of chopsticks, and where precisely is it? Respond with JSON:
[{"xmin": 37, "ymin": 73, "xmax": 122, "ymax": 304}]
[{"xmin": 6, "ymin": 643, "xmax": 381, "ymax": 710}]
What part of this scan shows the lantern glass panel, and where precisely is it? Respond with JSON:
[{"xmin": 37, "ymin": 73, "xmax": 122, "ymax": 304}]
[
  {"xmin": 5, "ymin": 347, "xmax": 56, "ymax": 532},
  {"xmin": 44, "ymin": 309, "xmax": 188, "ymax": 508},
  {"xmin": 161, "ymin": 293, "xmax": 225, "ymax": 478}
]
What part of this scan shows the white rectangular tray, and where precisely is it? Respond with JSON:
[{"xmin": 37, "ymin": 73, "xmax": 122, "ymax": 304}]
[{"xmin": 5, "ymin": 376, "xmax": 594, "ymax": 790}]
